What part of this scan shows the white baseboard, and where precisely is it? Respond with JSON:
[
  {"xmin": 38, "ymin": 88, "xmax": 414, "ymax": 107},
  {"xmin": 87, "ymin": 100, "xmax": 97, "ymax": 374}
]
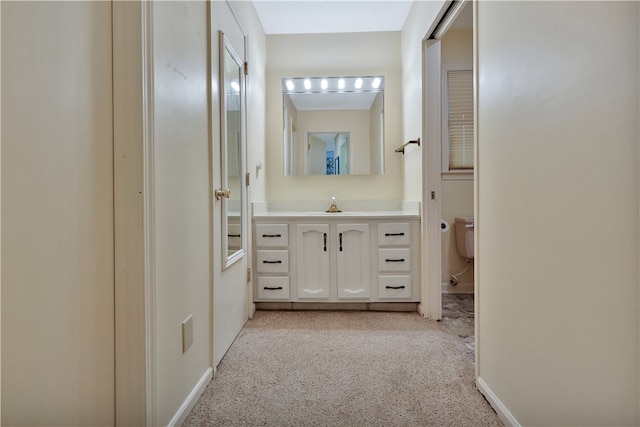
[
  {"xmin": 441, "ymin": 281, "xmax": 474, "ymax": 294},
  {"xmin": 168, "ymin": 367, "xmax": 213, "ymax": 427},
  {"xmin": 476, "ymin": 376, "xmax": 520, "ymax": 427}
]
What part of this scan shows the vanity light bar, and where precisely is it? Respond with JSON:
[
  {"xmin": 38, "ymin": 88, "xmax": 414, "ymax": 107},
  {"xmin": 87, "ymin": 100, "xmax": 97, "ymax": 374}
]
[{"xmin": 282, "ymin": 76, "xmax": 384, "ymax": 93}]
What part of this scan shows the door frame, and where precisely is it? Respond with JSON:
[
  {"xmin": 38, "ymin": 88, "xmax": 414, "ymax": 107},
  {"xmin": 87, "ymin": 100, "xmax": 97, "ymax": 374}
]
[
  {"xmin": 421, "ymin": 0, "xmax": 478, "ymax": 375},
  {"xmin": 421, "ymin": 0, "xmax": 472, "ymax": 321},
  {"xmin": 421, "ymin": 37, "xmax": 443, "ymax": 321},
  {"xmin": 113, "ymin": 1, "xmax": 156, "ymax": 425}
]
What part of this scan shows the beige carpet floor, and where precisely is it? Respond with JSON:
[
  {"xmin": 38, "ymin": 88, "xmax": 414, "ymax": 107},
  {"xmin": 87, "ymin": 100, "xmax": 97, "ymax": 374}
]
[{"xmin": 183, "ymin": 310, "xmax": 502, "ymax": 427}]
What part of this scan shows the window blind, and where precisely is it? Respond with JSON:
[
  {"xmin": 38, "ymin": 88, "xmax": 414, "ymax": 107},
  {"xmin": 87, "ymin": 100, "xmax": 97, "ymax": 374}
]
[{"xmin": 447, "ymin": 69, "xmax": 474, "ymax": 170}]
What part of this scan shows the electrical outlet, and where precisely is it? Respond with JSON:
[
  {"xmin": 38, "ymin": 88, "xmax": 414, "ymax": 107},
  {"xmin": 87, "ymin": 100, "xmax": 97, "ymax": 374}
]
[{"xmin": 182, "ymin": 315, "xmax": 193, "ymax": 353}]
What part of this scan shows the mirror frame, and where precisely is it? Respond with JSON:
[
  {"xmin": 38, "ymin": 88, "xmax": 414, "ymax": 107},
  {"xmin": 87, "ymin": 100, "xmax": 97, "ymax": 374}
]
[{"xmin": 220, "ymin": 31, "xmax": 246, "ymax": 270}]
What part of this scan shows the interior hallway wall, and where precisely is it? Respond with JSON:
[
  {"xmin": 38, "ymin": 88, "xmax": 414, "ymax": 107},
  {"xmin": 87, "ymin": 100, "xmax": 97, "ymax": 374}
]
[
  {"xmin": 152, "ymin": 2, "xmax": 211, "ymax": 424},
  {"xmin": 265, "ymin": 31, "xmax": 402, "ymax": 201},
  {"xmin": 1, "ymin": 2, "xmax": 114, "ymax": 425},
  {"xmin": 476, "ymin": 2, "xmax": 639, "ymax": 425}
]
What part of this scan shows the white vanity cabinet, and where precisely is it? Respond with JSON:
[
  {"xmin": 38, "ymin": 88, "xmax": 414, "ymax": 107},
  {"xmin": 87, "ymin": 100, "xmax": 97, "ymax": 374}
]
[{"xmin": 253, "ymin": 215, "xmax": 419, "ymax": 304}]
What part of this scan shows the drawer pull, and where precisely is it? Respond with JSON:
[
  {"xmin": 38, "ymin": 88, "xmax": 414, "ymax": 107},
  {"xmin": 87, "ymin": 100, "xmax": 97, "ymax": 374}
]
[
  {"xmin": 262, "ymin": 234, "xmax": 282, "ymax": 238},
  {"xmin": 228, "ymin": 234, "xmax": 241, "ymax": 238},
  {"xmin": 264, "ymin": 286, "xmax": 283, "ymax": 290},
  {"xmin": 385, "ymin": 258, "xmax": 405, "ymax": 263},
  {"xmin": 262, "ymin": 260, "xmax": 282, "ymax": 264},
  {"xmin": 386, "ymin": 285, "xmax": 406, "ymax": 290},
  {"xmin": 384, "ymin": 232, "xmax": 405, "ymax": 236}
]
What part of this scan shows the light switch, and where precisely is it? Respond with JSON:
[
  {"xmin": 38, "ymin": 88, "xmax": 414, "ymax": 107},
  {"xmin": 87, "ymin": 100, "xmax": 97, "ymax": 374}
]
[{"xmin": 182, "ymin": 315, "xmax": 193, "ymax": 353}]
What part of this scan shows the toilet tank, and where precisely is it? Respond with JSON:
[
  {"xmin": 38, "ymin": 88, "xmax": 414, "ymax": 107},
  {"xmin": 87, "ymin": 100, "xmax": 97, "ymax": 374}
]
[{"xmin": 454, "ymin": 217, "xmax": 474, "ymax": 259}]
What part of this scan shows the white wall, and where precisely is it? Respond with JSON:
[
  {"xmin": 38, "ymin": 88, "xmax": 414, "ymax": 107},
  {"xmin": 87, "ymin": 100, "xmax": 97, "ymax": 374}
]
[
  {"xmin": 266, "ymin": 32, "xmax": 402, "ymax": 201},
  {"xmin": 441, "ymin": 28, "xmax": 474, "ymax": 288},
  {"xmin": 401, "ymin": 1, "xmax": 447, "ymax": 201},
  {"xmin": 476, "ymin": 2, "xmax": 639, "ymax": 425},
  {"xmin": 230, "ymin": 0, "xmax": 267, "ymax": 203},
  {"xmin": 370, "ymin": 92, "xmax": 385, "ymax": 175},
  {"xmin": 152, "ymin": 2, "xmax": 212, "ymax": 424},
  {"xmin": 1, "ymin": 2, "xmax": 114, "ymax": 425}
]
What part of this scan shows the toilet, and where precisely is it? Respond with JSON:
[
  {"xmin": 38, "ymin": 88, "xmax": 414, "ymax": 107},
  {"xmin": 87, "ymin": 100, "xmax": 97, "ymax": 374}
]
[{"xmin": 454, "ymin": 217, "xmax": 474, "ymax": 260}]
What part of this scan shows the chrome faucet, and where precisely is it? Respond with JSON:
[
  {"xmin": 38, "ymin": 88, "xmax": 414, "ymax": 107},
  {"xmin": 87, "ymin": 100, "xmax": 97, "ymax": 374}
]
[{"xmin": 326, "ymin": 196, "xmax": 342, "ymax": 213}]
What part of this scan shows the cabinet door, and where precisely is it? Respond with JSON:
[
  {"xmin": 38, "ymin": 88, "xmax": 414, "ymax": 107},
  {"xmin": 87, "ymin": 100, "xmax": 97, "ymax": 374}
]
[
  {"xmin": 336, "ymin": 223, "xmax": 370, "ymax": 299},
  {"xmin": 296, "ymin": 224, "xmax": 330, "ymax": 299}
]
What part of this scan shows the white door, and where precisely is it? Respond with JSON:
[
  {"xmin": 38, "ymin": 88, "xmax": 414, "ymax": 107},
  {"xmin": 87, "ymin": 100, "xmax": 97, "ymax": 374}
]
[
  {"xmin": 296, "ymin": 224, "xmax": 331, "ymax": 299},
  {"xmin": 211, "ymin": 3, "xmax": 250, "ymax": 367},
  {"xmin": 336, "ymin": 224, "xmax": 371, "ymax": 299}
]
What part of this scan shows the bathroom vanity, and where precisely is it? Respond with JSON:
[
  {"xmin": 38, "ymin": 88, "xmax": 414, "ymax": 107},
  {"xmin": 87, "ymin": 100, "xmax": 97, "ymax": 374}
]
[{"xmin": 252, "ymin": 201, "xmax": 420, "ymax": 307}]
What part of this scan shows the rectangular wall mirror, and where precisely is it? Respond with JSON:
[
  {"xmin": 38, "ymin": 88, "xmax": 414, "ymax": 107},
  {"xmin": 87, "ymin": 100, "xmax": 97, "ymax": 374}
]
[
  {"xmin": 219, "ymin": 31, "xmax": 246, "ymax": 269},
  {"xmin": 282, "ymin": 76, "xmax": 385, "ymax": 176}
]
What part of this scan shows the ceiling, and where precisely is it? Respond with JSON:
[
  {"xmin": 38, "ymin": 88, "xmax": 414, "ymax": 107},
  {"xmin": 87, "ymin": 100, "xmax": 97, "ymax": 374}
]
[
  {"xmin": 253, "ymin": 0, "xmax": 473, "ymax": 35},
  {"xmin": 253, "ymin": 0, "xmax": 414, "ymax": 35}
]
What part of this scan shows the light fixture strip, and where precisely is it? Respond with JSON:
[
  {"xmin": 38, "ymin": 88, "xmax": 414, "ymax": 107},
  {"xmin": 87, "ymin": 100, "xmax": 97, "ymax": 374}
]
[{"xmin": 282, "ymin": 76, "xmax": 384, "ymax": 93}]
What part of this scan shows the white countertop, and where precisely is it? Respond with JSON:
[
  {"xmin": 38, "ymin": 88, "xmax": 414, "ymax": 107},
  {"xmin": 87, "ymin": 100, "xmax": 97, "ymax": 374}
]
[{"xmin": 252, "ymin": 201, "xmax": 420, "ymax": 219}]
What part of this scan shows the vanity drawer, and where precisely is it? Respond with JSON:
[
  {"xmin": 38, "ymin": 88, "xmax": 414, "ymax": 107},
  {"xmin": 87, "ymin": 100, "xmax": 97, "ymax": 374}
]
[
  {"xmin": 378, "ymin": 275, "xmax": 412, "ymax": 299},
  {"xmin": 377, "ymin": 223, "xmax": 411, "ymax": 246},
  {"xmin": 257, "ymin": 250, "xmax": 289, "ymax": 274},
  {"xmin": 257, "ymin": 276, "xmax": 290, "ymax": 300},
  {"xmin": 256, "ymin": 224, "xmax": 288, "ymax": 248},
  {"xmin": 378, "ymin": 248, "xmax": 411, "ymax": 272}
]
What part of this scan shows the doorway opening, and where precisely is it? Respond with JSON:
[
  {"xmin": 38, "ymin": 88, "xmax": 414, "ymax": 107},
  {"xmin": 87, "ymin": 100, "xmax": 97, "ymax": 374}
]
[{"xmin": 423, "ymin": 0, "xmax": 476, "ymax": 357}]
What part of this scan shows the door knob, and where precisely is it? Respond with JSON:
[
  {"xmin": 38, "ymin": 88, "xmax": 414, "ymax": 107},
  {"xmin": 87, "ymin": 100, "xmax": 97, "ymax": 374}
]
[{"xmin": 215, "ymin": 188, "xmax": 231, "ymax": 200}]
